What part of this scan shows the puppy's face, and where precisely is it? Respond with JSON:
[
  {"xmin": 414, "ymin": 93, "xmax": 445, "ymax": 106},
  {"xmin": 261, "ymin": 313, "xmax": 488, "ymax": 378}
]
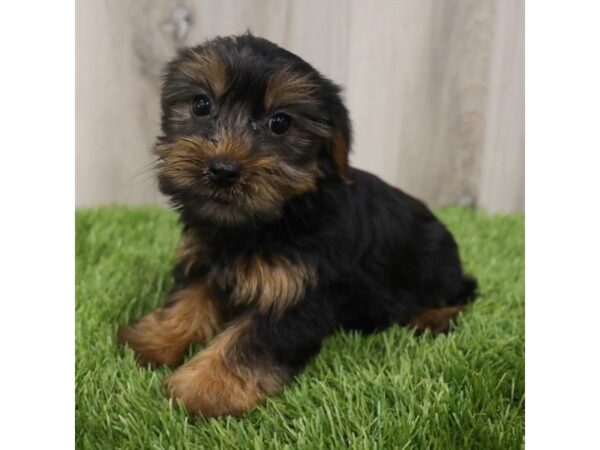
[{"xmin": 155, "ymin": 35, "xmax": 351, "ymax": 225}]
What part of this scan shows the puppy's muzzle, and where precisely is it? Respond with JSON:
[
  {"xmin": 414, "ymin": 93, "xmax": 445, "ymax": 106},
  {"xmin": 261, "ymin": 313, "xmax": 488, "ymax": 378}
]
[{"xmin": 208, "ymin": 158, "xmax": 242, "ymax": 188}]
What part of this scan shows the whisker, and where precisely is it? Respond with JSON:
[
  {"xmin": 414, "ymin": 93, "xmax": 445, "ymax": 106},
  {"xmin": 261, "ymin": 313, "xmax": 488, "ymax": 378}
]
[{"xmin": 127, "ymin": 160, "xmax": 160, "ymax": 182}]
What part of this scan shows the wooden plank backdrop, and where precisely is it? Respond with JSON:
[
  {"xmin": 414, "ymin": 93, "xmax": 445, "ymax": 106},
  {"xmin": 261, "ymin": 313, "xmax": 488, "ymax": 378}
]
[{"xmin": 76, "ymin": 0, "xmax": 524, "ymax": 213}]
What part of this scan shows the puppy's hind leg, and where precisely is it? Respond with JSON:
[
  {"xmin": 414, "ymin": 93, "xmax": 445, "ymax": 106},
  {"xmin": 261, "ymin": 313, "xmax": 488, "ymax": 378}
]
[
  {"xmin": 408, "ymin": 276, "xmax": 478, "ymax": 334},
  {"xmin": 407, "ymin": 305, "xmax": 465, "ymax": 334}
]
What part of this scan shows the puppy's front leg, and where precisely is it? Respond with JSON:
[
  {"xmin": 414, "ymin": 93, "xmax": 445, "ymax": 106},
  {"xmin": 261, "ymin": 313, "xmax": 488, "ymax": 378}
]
[
  {"xmin": 118, "ymin": 283, "xmax": 222, "ymax": 368},
  {"xmin": 164, "ymin": 298, "xmax": 334, "ymax": 417}
]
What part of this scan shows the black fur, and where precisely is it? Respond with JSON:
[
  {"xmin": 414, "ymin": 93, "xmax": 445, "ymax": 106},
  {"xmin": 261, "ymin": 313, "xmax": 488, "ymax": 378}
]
[{"xmin": 192, "ymin": 168, "xmax": 477, "ymax": 377}]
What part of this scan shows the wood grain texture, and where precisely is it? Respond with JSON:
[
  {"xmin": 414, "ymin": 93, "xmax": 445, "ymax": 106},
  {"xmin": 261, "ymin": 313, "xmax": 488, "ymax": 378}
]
[
  {"xmin": 76, "ymin": 0, "xmax": 524, "ymax": 212},
  {"xmin": 478, "ymin": 0, "xmax": 525, "ymax": 213}
]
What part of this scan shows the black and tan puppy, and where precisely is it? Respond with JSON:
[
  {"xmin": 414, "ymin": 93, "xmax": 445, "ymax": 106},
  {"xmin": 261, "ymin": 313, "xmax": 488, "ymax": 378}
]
[{"xmin": 119, "ymin": 34, "xmax": 477, "ymax": 417}]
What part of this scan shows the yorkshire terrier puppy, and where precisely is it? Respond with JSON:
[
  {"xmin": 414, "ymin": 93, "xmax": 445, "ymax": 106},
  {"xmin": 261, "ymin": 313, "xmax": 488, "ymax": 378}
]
[{"xmin": 119, "ymin": 34, "xmax": 477, "ymax": 418}]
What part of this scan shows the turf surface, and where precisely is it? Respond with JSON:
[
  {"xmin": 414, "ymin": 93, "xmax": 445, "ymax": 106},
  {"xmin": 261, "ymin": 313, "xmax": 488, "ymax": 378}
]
[{"xmin": 75, "ymin": 207, "xmax": 524, "ymax": 449}]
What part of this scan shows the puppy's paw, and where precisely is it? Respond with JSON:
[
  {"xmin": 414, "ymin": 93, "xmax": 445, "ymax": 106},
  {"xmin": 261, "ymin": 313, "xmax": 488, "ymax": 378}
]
[
  {"xmin": 117, "ymin": 312, "xmax": 188, "ymax": 368},
  {"xmin": 162, "ymin": 352, "xmax": 263, "ymax": 417}
]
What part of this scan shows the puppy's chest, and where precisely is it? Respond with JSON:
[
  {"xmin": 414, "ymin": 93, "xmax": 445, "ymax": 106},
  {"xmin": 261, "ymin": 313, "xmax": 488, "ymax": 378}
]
[{"xmin": 178, "ymin": 231, "xmax": 316, "ymax": 314}]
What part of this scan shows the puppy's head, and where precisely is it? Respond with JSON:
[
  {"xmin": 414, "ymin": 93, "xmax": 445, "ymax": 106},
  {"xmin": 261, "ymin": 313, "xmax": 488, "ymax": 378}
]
[{"xmin": 155, "ymin": 34, "xmax": 351, "ymax": 225}]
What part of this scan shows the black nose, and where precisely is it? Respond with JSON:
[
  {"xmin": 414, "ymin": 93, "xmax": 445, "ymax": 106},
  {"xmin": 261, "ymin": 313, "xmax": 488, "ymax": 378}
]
[{"xmin": 208, "ymin": 159, "xmax": 242, "ymax": 187}]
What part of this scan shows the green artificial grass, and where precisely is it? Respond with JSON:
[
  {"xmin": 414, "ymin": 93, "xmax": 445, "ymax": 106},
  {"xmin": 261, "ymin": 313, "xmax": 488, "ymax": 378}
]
[{"xmin": 76, "ymin": 207, "xmax": 524, "ymax": 450}]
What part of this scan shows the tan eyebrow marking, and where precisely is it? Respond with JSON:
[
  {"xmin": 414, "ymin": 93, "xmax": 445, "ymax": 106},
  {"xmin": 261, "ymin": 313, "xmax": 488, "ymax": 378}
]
[
  {"xmin": 178, "ymin": 47, "xmax": 229, "ymax": 97},
  {"xmin": 264, "ymin": 66, "xmax": 320, "ymax": 111}
]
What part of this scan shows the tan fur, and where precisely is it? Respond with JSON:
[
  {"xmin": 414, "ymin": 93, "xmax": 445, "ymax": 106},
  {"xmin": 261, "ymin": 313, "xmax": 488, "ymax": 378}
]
[
  {"xmin": 167, "ymin": 104, "xmax": 195, "ymax": 129},
  {"xmin": 264, "ymin": 66, "xmax": 320, "ymax": 111},
  {"xmin": 154, "ymin": 135, "xmax": 318, "ymax": 225},
  {"xmin": 408, "ymin": 306, "xmax": 464, "ymax": 334},
  {"xmin": 179, "ymin": 47, "xmax": 229, "ymax": 97},
  {"xmin": 212, "ymin": 254, "xmax": 316, "ymax": 315},
  {"xmin": 177, "ymin": 229, "xmax": 209, "ymax": 277},
  {"xmin": 163, "ymin": 317, "xmax": 287, "ymax": 417},
  {"xmin": 118, "ymin": 284, "xmax": 222, "ymax": 368},
  {"xmin": 331, "ymin": 131, "xmax": 351, "ymax": 183}
]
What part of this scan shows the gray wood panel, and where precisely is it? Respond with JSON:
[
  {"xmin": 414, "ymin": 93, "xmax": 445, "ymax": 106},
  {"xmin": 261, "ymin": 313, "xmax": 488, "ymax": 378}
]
[{"xmin": 76, "ymin": 0, "xmax": 524, "ymax": 213}]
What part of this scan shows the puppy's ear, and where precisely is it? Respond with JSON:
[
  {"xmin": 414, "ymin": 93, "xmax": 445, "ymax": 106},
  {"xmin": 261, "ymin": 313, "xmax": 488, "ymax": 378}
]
[
  {"xmin": 331, "ymin": 130, "xmax": 350, "ymax": 183},
  {"xmin": 328, "ymin": 98, "xmax": 352, "ymax": 184}
]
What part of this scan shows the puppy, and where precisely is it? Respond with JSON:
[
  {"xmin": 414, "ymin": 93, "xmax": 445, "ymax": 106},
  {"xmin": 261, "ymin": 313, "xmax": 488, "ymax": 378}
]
[{"xmin": 118, "ymin": 33, "xmax": 477, "ymax": 418}]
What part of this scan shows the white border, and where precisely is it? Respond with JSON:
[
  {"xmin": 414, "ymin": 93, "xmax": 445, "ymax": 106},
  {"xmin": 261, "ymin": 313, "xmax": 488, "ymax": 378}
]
[
  {"xmin": 0, "ymin": 1, "xmax": 74, "ymax": 448},
  {"xmin": 527, "ymin": 1, "xmax": 600, "ymax": 449},
  {"xmin": 2, "ymin": 0, "xmax": 600, "ymax": 448}
]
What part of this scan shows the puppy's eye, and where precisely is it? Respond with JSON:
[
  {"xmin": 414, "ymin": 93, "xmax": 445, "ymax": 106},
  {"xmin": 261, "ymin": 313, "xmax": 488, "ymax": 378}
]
[
  {"xmin": 191, "ymin": 94, "xmax": 211, "ymax": 116},
  {"xmin": 268, "ymin": 113, "xmax": 292, "ymax": 135}
]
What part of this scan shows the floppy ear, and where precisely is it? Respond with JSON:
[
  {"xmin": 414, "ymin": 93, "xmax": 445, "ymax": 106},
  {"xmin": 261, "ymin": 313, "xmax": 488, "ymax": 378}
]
[
  {"xmin": 329, "ymin": 102, "xmax": 352, "ymax": 184},
  {"xmin": 331, "ymin": 131, "xmax": 351, "ymax": 183}
]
